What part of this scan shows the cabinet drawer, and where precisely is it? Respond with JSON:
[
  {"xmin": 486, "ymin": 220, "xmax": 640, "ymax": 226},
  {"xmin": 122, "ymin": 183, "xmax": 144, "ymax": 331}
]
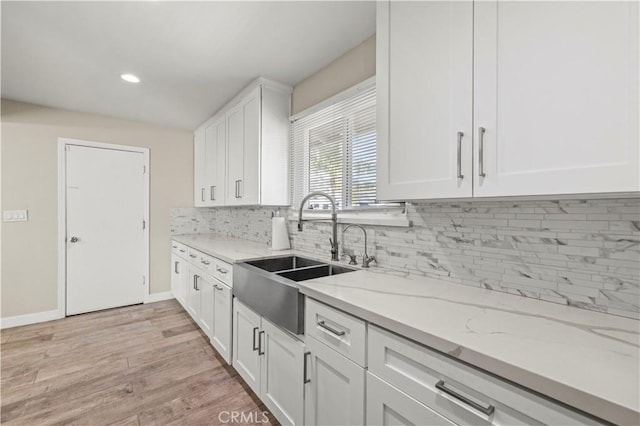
[
  {"xmin": 367, "ymin": 372, "xmax": 454, "ymax": 426},
  {"xmin": 368, "ymin": 325, "xmax": 601, "ymax": 425},
  {"xmin": 197, "ymin": 252, "xmax": 215, "ymax": 273},
  {"xmin": 186, "ymin": 247, "xmax": 200, "ymax": 262},
  {"xmin": 305, "ymin": 298, "xmax": 366, "ymax": 367},
  {"xmin": 213, "ymin": 259, "xmax": 233, "ymax": 287},
  {"xmin": 171, "ymin": 241, "xmax": 188, "ymax": 257}
]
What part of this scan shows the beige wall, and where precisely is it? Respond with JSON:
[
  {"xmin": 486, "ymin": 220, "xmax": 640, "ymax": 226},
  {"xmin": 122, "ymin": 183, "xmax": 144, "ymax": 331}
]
[
  {"xmin": 1, "ymin": 99, "xmax": 193, "ymax": 318},
  {"xmin": 291, "ymin": 35, "xmax": 376, "ymax": 115}
]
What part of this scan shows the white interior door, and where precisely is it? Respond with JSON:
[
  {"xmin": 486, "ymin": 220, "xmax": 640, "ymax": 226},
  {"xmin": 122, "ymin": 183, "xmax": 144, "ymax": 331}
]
[{"xmin": 66, "ymin": 144, "xmax": 145, "ymax": 315}]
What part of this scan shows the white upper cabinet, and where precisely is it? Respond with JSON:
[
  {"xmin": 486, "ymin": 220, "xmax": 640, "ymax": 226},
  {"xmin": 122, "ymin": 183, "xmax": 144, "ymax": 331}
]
[
  {"xmin": 193, "ymin": 129, "xmax": 206, "ymax": 206},
  {"xmin": 195, "ymin": 78, "xmax": 291, "ymax": 207},
  {"xmin": 204, "ymin": 117, "xmax": 226, "ymax": 206},
  {"xmin": 377, "ymin": 0, "xmax": 639, "ymax": 201},
  {"xmin": 377, "ymin": 1, "xmax": 474, "ymax": 201},
  {"xmin": 474, "ymin": 1, "xmax": 639, "ymax": 197}
]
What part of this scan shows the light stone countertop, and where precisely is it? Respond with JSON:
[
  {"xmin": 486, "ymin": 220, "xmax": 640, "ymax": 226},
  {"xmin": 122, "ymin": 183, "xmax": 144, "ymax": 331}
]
[
  {"xmin": 172, "ymin": 234, "xmax": 639, "ymax": 425},
  {"xmin": 172, "ymin": 234, "xmax": 293, "ymax": 264},
  {"xmin": 298, "ymin": 268, "xmax": 640, "ymax": 426}
]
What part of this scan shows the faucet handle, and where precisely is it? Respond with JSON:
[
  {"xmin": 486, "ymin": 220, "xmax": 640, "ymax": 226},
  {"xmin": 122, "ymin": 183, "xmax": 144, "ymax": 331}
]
[
  {"xmin": 348, "ymin": 254, "xmax": 358, "ymax": 265},
  {"xmin": 363, "ymin": 255, "xmax": 377, "ymax": 268}
]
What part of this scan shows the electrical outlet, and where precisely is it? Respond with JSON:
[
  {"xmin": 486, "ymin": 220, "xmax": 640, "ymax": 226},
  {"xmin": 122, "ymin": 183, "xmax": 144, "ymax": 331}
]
[{"xmin": 3, "ymin": 209, "xmax": 29, "ymax": 222}]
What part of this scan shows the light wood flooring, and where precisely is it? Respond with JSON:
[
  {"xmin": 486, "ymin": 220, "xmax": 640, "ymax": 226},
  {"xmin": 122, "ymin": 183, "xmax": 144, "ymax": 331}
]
[{"xmin": 0, "ymin": 299, "xmax": 278, "ymax": 425}]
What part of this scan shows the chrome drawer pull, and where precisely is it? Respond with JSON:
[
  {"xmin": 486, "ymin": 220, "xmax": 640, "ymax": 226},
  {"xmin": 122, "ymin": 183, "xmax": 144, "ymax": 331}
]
[
  {"xmin": 216, "ymin": 267, "xmax": 228, "ymax": 274},
  {"xmin": 317, "ymin": 320, "xmax": 345, "ymax": 337},
  {"xmin": 189, "ymin": 254, "xmax": 197, "ymax": 259},
  {"xmin": 252, "ymin": 327, "xmax": 259, "ymax": 351},
  {"xmin": 303, "ymin": 351, "xmax": 311, "ymax": 384},
  {"xmin": 478, "ymin": 127, "xmax": 486, "ymax": 178},
  {"xmin": 456, "ymin": 131, "xmax": 464, "ymax": 180},
  {"xmin": 201, "ymin": 260, "xmax": 211, "ymax": 265},
  {"xmin": 213, "ymin": 284, "xmax": 223, "ymax": 291},
  {"xmin": 179, "ymin": 249, "xmax": 186, "ymax": 253},
  {"xmin": 174, "ymin": 261, "xmax": 179, "ymax": 274},
  {"xmin": 258, "ymin": 330, "xmax": 265, "ymax": 355},
  {"xmin": 435, "ymin": 380, "xmax": 494, "ymax": 416}
]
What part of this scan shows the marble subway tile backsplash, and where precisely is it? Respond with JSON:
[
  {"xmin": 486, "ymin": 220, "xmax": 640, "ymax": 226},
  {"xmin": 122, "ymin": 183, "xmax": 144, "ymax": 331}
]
[{"xmin": 170, "ymin": 197, "xmax": 640, "ymax": 319}]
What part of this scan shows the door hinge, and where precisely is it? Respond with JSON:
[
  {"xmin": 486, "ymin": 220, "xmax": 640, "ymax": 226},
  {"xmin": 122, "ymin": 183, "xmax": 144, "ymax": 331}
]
[{"xmin": 143, "ymin": 220, "xmax": 146, "ymax": 230}]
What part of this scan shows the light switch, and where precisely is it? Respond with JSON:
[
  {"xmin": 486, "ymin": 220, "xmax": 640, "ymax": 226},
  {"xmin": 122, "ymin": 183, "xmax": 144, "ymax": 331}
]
[{"xmin": 3, "ymin": 209, "xmax": 29, "ymax": 222}]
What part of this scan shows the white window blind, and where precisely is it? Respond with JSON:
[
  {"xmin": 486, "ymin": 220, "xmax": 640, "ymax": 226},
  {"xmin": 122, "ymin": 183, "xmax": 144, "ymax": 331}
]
[{"xmin": 290, "ymin": 80, "xmax": 377, "ymax": 210}]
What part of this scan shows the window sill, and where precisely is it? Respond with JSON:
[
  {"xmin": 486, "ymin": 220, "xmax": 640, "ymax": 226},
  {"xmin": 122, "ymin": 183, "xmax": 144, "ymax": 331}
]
[{"xmin": 287, "ymin": 207, "xmax": 412, "ymax": 228}]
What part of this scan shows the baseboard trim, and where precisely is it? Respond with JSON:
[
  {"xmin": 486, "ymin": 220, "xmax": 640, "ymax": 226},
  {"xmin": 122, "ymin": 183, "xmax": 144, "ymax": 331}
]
[
  {"xmin": 1, "ymin": 310, "xmax": 62, "ymax": 329},
  {"xmin": 146, "ymin": 291, "xmax": 175, "ymax": 303}
]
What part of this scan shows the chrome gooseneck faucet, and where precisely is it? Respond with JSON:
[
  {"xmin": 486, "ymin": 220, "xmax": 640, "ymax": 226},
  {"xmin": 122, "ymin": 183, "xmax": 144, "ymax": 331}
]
[
  {"xmin": 297, "ymin": 191, "xmax": 339, "ymax": 261},
  {"xmin": 343, "ymin": 224, "xmax": 376, "ymax": 268}
]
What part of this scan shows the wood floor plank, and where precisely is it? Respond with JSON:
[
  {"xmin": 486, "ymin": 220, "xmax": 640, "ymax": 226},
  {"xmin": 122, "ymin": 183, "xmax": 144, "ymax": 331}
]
[{"xmin": 0, "ymin": 300, "xmax": 278, "ymax": 425}]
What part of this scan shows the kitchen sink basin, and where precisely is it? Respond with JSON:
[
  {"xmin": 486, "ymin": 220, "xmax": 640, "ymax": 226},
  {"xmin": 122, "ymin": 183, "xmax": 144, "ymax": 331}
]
[
  {"xmin": 277, "ymin": 264, "xmax": 356, "ymax": 282},
  {"xmin": 233, "ymin": 256, "xmax": 356, "ymax": 334},
  {"xmin": 245, "ymin": 255, "xmax": 324, "ymax": 272}
]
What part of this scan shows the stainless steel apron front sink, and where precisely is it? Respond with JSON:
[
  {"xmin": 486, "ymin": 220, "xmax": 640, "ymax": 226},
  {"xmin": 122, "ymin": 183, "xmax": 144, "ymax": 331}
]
[{"xmin": 233, "ymin": 255, "xmax": 356, "ymax": 334}]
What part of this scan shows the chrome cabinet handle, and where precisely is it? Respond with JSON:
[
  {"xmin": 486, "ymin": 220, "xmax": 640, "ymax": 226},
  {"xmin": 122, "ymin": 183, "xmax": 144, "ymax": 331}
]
[
  {"xmin": 189, "ymin": 254, "xmax": 197, "ymax": 259},
  {"xmin": 235, "ymin": 180, "xmax": 241, "ymax": 198},
  {"xmin": 216, "ymin": 267, "xmax": 228, "ymax": 274},
  {"xmin": 174, "ymin": 261, "xmax": 179, "ymax": 274},
  {"xmin": 172, "ymin": 245, "xmax": 177, "ymax": 249},
  {"xmin": 193, "ymin": 275, "xmax": 197, "ymax": 290},
  {"xmin": 238, "ymin": 180, "xmax": 243, "ymax": 198},
  {"xmin": 194, "ymin": 275, "xmax": 199, "ymax": 291},
  {"xmin": 436, "ymin": 380, "xmax": 494, "ymax": 416},
  {"xmin": 210, "ymin": 185, "xmax": 215, "ymax": 201},
  {"xmin": 201, "ymin": 188, "xmax": 205, "ymax": 202},
  {"xmin": 201, "ymin": 259, "xmax": 211, "ymax": 266},
  {"xmin": 478, "ymin": 127, "xmax": 486, "ymax": 178},
  {"xmin": 303, "ymin": 351, "xmax": 311, "ymax": 384},
  {"xmin": 69, "ymin": 236, "xmax": 79, "ymax": 243},
  {"xmin": 258, "ymin": 330, "xmax": 265, "ymax": 355},
  {"xmin": 179, "ymin": 249, "xmax": 186, "ymax": 253},
  {"xmin": 456, "ymin": 131, "xmax": 464, "ymax": 180},
  {"xmin": 317, "ymin": 320, "xmax": 345, "ymax": 337},
  {"xmin": 213, "ymin": 284, "xmax": 223, "ymax": 291},
  {"xmin": 252, "ymin": 327, "xmax": 260, "ymax": 351}
]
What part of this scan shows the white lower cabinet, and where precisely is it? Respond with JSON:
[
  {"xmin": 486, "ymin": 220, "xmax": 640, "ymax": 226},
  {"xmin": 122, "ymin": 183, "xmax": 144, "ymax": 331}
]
[
  {"xmin": 170, "ymin": 253, "xmax": 188, "ymax": 306},
  {"xmin": 172, "ymin": 241, "xmax": 233, "ymax": 365},
  {"xmin": 368, "ymin": 325, "xmax": 601, "ymax": 426},
  {"xmin": 198, "ymin": 274, "xmax": 214, "ymax": 340},
  {"xmin": 232, "ymin": 299, "xmax": 304, "ymax": 426},
  {"xmin": 186, "ymin": 268, "xmax": 201, "ymax": 321},
  {"xmin": 211, "ymin": 280, "xmax": 232, "ymax": 363},
  {"xmin": 304, "ymin": 335, "xmax": 365, "ymax": 426},
  {"xmin": 367, "ymin": 372, "xmax": 454, "ymax": 426}
]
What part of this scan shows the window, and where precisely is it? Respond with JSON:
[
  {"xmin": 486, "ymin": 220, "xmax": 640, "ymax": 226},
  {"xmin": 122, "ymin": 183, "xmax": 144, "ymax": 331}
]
[{"xmin": 290, "ymin": 79, "xmax": 377, "ymax": 210}]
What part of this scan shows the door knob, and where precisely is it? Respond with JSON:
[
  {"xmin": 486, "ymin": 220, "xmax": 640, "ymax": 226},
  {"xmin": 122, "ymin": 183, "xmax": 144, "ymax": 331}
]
[{"xmin": 69, "ymin": 236, "xmax": 79, "ymax": 243}]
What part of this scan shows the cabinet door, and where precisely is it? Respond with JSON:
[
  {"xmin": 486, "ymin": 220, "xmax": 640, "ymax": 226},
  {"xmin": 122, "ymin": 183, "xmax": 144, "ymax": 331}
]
[
  {"xmin": 260, "ymin": 318, "xmax": 304, "ymax": 426},
  {"xmin": 198, "ymin": 275, "xmax": 214, "ymax": 341},
  {"xmin": 232, "ymin": 299, "xmax": 262, "ymax": 394},
  {"xmin": 204, "ymin": 117, "xmax": 226, "ymax": 206},
  {"xmin": 226, "ymin": 103, "xmax": 244, "ymax": 206},
  {"xmin": 474, "ymin": 1, "xmax": 639, "ymax": 197},
  {"xmin": 211, "ymin": 280, "xmax": 232, "ymax": 364},
  {"xmin": 240, "ymin": 87, "xmax": 261, "ymax": 205},
  {"xmin": 170, "ymin": 254, "xmax": 181, "ymax": 303},
  {"xmin": 170, "ymin": 254, "xmax": 187, "ymax": 306},
  {"xmin": 186, "ymin": 269, "xmax": 201, "ymax": 321},
  {"xmin": 193, "ymin": 129, "xmax": 206, "ymax": 206},
  {"xmin": 304, "ymin": 336, "xmax": 365, "ymax": 426},
  {"xmin": 367, "ymin": 373, "xmax": 455, "ymax": 426},
  {"xmin": 377, "ymin": 1, "xmax": 473, "ymax": 201}
]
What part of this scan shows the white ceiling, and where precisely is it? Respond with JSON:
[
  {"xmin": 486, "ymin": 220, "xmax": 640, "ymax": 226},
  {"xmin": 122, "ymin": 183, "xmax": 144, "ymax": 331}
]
[{"xmin": 1, "ymin": 1, "xmax": 375, "ymax": 130}]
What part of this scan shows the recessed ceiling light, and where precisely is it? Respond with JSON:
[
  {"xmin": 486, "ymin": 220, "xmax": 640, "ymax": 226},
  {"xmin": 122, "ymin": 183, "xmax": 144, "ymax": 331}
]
[{"xmin": 121, "ymin": 74, "xmax": 140, "ymax": 83}]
